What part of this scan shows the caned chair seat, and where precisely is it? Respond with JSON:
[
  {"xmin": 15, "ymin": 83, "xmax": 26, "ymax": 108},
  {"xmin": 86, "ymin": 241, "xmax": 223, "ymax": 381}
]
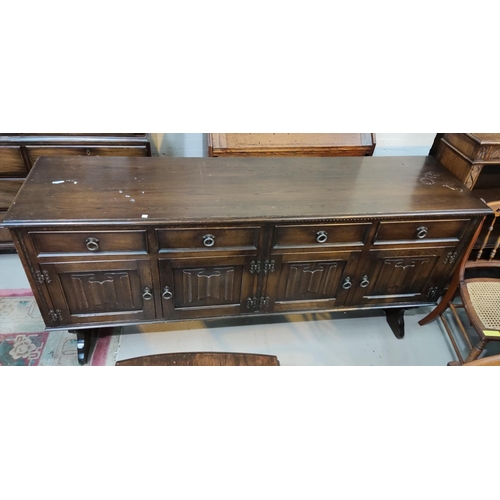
[
  {"xmin": 419, "ymin": 200, "xmax": 500, "ymax": 365},
  {"xmin": 463, "ymin": 280, "xmax": 500, "ymax": 335}
]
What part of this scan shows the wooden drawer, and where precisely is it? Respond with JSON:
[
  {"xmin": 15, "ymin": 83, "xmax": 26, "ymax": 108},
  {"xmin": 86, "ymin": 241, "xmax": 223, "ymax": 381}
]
[
  {"xmin": 29, "ymin": 230, "xmax": 148, "ymax": 255},
  {"xmin": 26, "ymin": 145, "xmax": 149, "ymax": 166},
  {"xmin": 0, "ymin": 147, "xmax": 28, "ymax": 177},
  {"xmin": 273, "ymin": 223, "xmax": 371, "ymax": 248},
  {"xmin": 0, "ymin": 179, "xmax": 24, "ymax": 210},
  {"xmin": 157, "ymin": 227, "xmax": 259, "ymax": 251},
  {"xmin": 374, "ymin": 219, "xmax": 470, "ymax": 244}
]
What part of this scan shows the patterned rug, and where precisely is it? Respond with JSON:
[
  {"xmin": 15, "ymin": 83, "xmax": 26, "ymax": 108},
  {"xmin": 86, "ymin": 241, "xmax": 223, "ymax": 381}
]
[{"xmin": 0, "ymin": 293, "xmax": 120, "ymax": 366}]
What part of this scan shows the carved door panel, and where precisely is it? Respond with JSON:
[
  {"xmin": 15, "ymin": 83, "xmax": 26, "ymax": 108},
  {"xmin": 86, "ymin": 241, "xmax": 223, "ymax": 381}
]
[
  {"xmin": 41, "ymin": 259, "xmax": 156, "ymax": 325},
  {"xmin": 265, "ymin": 250, "xmax": 362, "ymax": 313},
  {"xmin": 350, "ymin": 246, "xmax": 457, "ymax": 306},
  {"xmin": 158, "ymin": 255, "xmax": 258, "ymax": 319}
]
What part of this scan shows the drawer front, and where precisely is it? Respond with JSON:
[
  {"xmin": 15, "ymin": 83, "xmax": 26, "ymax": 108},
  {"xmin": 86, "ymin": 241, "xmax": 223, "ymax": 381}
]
[
  {"xmin": 26, "ymin": 145, "xmax": 148, "ymax": 166},
  {"xmin": 374, "ymin": 219, "xmax": 470, "ymax": 244},
  {"xmin": 0, "ymin": 179, "xmax": 24, "ymax": 210},
  {"xmin": 274, "ymin": 223, "xmax": 371, "ymax": 248},
  {"xmin": 29, "ymin": 230, "xmax": 148, "ymax": 255},
  {"xmin": 157, "ymin": 227, "xmax": 259, "ymax": 251},
  {"xmin": 0, "ymin": 147, "xmax": 28, "ymax": 177}
]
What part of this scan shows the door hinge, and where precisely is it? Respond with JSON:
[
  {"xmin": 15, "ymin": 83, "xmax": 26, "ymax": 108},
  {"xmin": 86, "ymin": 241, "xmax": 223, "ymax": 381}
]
[
  {"xmin": 443, "ymin": 251, "xmax": 458, "ymax": 266},
  {"xmin": 264, "ymin": 259, "xmax": 275, "ymax": 274},
  {"xmin": 250, "ymin": 259, "xmax": 275, "ymax": 274},
  {"xmin": 35, "ymin": 269, "xmax": 51, "ymax": 284},
  {"xmin": 48, "ymin": 309, "xmax": 63, "ymax": 324},
  {"xmin": 246, "ymin": 296, "xmax": 271, "ymax": 312},
  {"xmin": 249, "ymin": 260, "xmax": 262, "ymax": 274}
]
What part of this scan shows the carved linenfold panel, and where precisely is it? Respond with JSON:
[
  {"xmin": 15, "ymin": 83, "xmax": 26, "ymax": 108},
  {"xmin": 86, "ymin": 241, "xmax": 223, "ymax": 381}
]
[
  {"xmin": 62, "ymin": 271, "xmax": 137, "ymax": 314},
  {"xmin": 282, "ymin": 262, "xmax": 342, "ymax": 300},
  {"xmin": 372, "ymin": 257, "xmax": 435, "ymax": 297},
  {"xmin": 180, "ymin": 266, "xmax": 237, "ymax": 306}
]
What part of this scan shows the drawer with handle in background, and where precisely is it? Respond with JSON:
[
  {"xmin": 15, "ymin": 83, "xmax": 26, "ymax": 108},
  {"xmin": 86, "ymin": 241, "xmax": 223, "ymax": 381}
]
[{"xmin": 28, "ymin": 230, "xmax": 149, "ymax": 256}]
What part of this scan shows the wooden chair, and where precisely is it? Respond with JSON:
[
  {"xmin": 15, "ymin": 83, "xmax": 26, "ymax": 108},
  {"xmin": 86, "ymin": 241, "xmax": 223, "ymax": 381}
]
[{"xmin": 419, "ymin": 201, "xmax": 500, "ymax": 365}]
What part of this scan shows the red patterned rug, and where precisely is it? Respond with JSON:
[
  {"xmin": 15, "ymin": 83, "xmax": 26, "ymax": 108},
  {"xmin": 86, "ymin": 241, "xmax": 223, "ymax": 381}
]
[{"xmin": 0, "ymin": 292, "xmax": 120, "ymax": 366}]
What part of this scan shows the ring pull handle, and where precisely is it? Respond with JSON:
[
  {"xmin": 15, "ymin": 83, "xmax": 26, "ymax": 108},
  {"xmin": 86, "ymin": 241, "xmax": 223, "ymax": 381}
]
[
  {"xmin": 142, "ymin": 287, "xmax": 153, "ymax": 300},
  {"xmin": 316, "ymin": 230, "xmax": 328, "ymax": 243},
  {"xmin": 203, "ymin": 234, "xmax": 215, "ymax": 247},
  {"xmin": 85, "ymin": 237, "xmax": 100, "ymax": 251},
  {"xmin": 162, "ymin": 286, "xmax": 173, "ymax": 300},
  {"xmin": 360, "ymin": 275, "xmax": 370, "ymax": 288},
  {"xmin": 342, "ymin": 277, "xmax": 352, "ymax": 290},
  {"xmin": 416, "ymin": 226, "xmax": 428, "ymax": 239}
]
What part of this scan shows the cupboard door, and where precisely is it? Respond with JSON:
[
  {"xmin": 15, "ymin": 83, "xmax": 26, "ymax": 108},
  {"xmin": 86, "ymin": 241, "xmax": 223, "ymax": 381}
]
[
  {"xmin": 266, "ymin": 250, "xmax": 362, "ymax": 313},
  {"xmin": 350, "ymin": 247, "xmax": 456, "ymax": 306},
  {"xmin": 159, "ymin": 256, "xmax": 258, "ymax": 319},
  {"xmin": 41, "ymin": 259, "xmax": 155, "ymax": 325}
]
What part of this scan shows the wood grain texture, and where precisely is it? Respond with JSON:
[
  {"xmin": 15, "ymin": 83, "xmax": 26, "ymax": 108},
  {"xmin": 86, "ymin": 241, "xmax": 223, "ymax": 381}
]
[
  {"xmin": 5, "ymin": 154, "xmax": 492, "ymax": 363},
  {"xmin": 4, "ymin": 156, "xmax": 491, "ymax": 227},
  {"xmin": 208, "ymin": 133, "xmax": 376, "ymax": 157},
  {"xmin": 116, "ymin": 352, "xmax": 280, "ymax": 366},
  {"xmin": 0, "ymin": 134, "xmax": 151, "ymax": 250}
]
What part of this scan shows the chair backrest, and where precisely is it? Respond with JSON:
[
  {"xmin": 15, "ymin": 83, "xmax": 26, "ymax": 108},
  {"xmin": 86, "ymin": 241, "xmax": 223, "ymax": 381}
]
[{"xmin": 475, "ymin": 200, "xmax": 500, "ymax": 261}]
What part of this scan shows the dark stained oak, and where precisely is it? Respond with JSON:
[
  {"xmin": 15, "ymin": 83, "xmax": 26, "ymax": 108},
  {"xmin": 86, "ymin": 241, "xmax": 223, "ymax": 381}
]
[
  {"xmin": 4, "ymin": 156, "xmax": 490, "ymax": 226},
  {"xmin": 3, "ymin": 155, "xmax": 492, "ymax": 364}
]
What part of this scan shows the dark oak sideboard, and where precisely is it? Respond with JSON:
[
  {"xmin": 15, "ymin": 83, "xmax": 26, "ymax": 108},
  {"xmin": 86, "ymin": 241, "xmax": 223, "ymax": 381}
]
[
  {"xmin": 0, "ymin": 134, "xmax": 151, "ymax": 250},
  {"xmin": 4, "ymin": 155, "xmax": 491, "ymax": 364}
]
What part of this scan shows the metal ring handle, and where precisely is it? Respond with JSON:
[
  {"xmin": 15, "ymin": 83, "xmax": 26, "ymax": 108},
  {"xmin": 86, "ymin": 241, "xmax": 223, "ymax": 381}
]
[
  {"xmin": 86, "ymin": 149, "xmax": 91, "ymax": 155},
  {"xmin": 360, "ymin": 275, "xmax": 370, "ymax": 288},
  {"xmin": 85, "ymin": 237, "xmax": 100, "ymax": 251},
  {"xmin": 416, "ymin": 226, "xmax": 428, "ymax": 239},
  {"xmin": 142, "ymin": 287, "xmax": 153, "ymax": 300},
  {"xmin": 342, "ymin": 277, "xmax": 352, "ymax": 290},
  {"xmin": 203, "ymin": 234, "xmax": 215, "ymax": 247},
  {"xmin": 162, "ymin": 286, "xmax": 173, "ymax": 300},
  {"xmin": 316, "ymin": 231, "xmax": 328, "ymax": 243}
]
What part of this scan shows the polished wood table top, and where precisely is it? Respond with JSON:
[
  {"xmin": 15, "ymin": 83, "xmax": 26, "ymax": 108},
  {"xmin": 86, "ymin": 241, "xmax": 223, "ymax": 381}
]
[{"xmin": 5, "ymin": 155, "xmax": 491, "ymax": 226}]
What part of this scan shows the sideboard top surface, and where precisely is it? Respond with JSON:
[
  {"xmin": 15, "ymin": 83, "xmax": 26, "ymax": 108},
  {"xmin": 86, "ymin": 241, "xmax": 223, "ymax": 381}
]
[{"xmin": 4, "ymin": 155, "xmax": 491, "ymax": 226}]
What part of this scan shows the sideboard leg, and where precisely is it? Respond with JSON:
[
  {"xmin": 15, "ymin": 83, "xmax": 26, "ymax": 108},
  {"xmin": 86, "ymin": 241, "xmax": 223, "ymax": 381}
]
[
  {"xmin": 71, "ymin": 329, "xmax": 92, "ymax": 365},
  {"xmin": 384, "ymin": 308, "xmax": 406, "ymax": 339}
]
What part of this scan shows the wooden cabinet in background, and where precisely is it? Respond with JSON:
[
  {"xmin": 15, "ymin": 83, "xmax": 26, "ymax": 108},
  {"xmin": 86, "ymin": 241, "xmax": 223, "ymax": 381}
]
[
  {"xmin": 430, "ymin": 133, "xmax": 500, "ymax": 255},
  {"xmin": 0, "ymin": 134, "xmax": 151, "ymax": 251},
  {"xmin": 4, "ymin": 155, "xmax": 490, "ymax": 364},
  {"xmin": 430, "ymin": 133, "xmax": 500, "ymax": 193},
  {"xmin": 208, "ymin": 133, "xmax": 376, "ymax": 157}
]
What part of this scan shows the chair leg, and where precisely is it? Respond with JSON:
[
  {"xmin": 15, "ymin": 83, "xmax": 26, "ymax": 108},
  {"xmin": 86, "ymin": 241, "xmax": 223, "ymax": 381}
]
[
  {"xmin": 419, "ymin": 294, "xmax": 456, "ymax": 326},
  {"xmin": 464, "ymin": 339, "xmax": 488, "ymax": 363}
]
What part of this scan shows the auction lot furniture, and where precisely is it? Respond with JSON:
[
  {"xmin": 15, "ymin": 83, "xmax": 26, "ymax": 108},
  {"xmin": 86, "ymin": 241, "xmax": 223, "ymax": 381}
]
[
  {"xmin": 4, "ymin": 155, "xmax": 491, "ymax": 364},
  {"xmin": 430, "ymin": 133, "xmax": 500, "ymax": 257},
  {"xmin": 0, "ymin": 134, "xmax": 151, "ymax": 250},
  {"xmin": 208, "ymin": 133, "xmax": 376, "ymax": 157}
]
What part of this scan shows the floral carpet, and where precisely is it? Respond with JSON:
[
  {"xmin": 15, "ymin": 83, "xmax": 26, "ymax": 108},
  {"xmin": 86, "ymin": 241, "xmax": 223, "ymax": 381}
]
[{"xmin": 0, "ymin": 294, "xmax": 120, "ymax": 366}]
